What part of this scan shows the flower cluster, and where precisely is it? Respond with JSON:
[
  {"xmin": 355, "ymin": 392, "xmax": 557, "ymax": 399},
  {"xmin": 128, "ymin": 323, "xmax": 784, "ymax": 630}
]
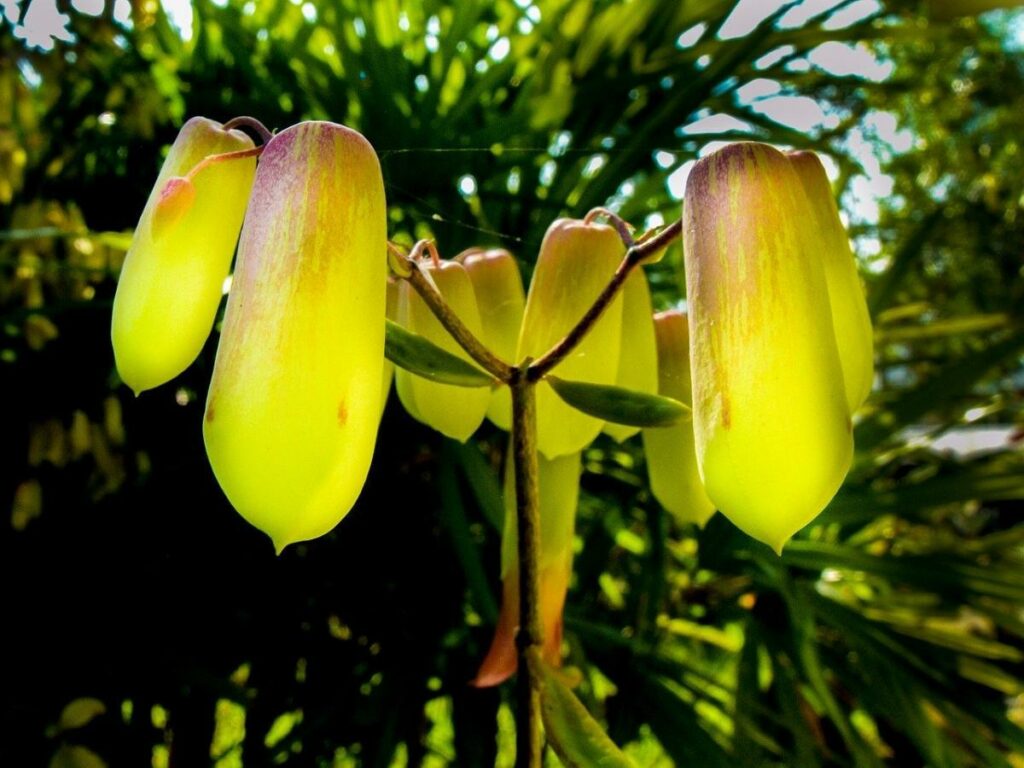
[
  {"xmin": 113, "ymin": 119, "xmax": 871, "ymax": 686},
  {"xmin": 113, "ymin": 119, "xmax": 387, "ymax": 554}
]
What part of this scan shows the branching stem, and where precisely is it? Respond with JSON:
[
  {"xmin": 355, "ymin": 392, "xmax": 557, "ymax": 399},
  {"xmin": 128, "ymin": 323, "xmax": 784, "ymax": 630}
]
[{"xmin": 393, "ymin": 217, "xmax": 683, "ymax": 768}]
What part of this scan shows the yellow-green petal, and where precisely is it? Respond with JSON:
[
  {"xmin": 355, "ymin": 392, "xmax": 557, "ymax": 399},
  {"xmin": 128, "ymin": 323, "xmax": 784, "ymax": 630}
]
[
  {"xmin": 518, "ymin": 219, "xmax": 624, "ymax": 458},
  {"xmin": 203, "ymin": 121, "xmax": 387, "ymax": 552},
  {"xmin": 394, "ymin": 260, "xmax": 490, "ymax": 441},
  {"xmin": 788, "ymin": 150, "xmax": 874, "ymax": 412},
  {"xmin": 462, "ymin": 247, "xmax": 525, "ymax": 431},
  {"xmin": 683, "ymin": 142, "xmax": 852, "ymax": 553},
  {"xmin": 112, "ymin": 116, "xmax": 256, "ymax": 394},
  {"xmin": 500, "ymin": 449, "xmax": 582, "ymax": 578}
]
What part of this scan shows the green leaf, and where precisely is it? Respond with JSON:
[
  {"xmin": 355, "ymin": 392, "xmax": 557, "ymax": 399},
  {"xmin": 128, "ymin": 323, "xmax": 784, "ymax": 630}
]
[
  {"xmin": 546, "ymin": 376, "xmax": 690, "ymax": 427},
  {"xmin": 384, "ymin": 319, "xmax": 494, "ymax": 388},
  {"xmin": 537, "ymin": 659, "xmax": 637, "ymax": 768}
]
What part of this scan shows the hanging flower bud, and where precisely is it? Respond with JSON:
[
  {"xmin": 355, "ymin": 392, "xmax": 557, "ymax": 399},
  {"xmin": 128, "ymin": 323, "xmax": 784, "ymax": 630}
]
[
  {"xmin": 461, "ymin": 248, "xmax": 526, "ymax": 431},
  {"xmin": 112, "ymin": 117, "xmax": 256, "ymax": 395},
  {"xmin": 683, "ymin": 142, "xmax": 853, "ymax": 553},
  {"xmin": 518, "ymin": 219, "xmax": 624, "ymax": 458},
  {"xmin": 394, "ymin": 260, "xmax": 490, "ymax": 441},
  {"xmin": 603, "ymin": 269, "xmax": 658, "ymax": 442},
  {"xmin": 641, "ymin": 310, "xmax": 715, "ymax": 526},
  {"xmin": 787, "ymin": 151, "xmax": 874, "ymax": 412},
  {"xmin": 203, "ymin": 121, "xmax": 387, "ymax": 553},
  {"xmin": 472, "ymin": 450, "xmax": 581, "ymax": 688}
]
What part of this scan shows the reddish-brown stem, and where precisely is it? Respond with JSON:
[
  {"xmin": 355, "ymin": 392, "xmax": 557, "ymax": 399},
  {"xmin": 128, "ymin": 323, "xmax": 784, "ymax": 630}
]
[
  {"xmin": 584, "ymin": 206, "xmax": 635, "ymax": 248},
  {"xmin": 222, "ymin": 115, "xmax": 274, "ymax": 145},
  {"xmin": 410, "ymin": 239, "xmax": 442, "ymax": 268},
  {"xmin": 185, "ymin": 146, "xmax": 264, "ymax": 182}
]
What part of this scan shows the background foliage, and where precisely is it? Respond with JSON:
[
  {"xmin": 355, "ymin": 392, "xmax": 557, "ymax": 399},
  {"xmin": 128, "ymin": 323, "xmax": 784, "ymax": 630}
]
[{"xmin": 2, "ymin": 0, "xmax": 1024, "ymax": 766}]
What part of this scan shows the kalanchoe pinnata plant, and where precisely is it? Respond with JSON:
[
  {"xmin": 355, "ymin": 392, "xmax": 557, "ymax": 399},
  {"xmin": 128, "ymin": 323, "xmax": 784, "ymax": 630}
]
[
  {"xmin": 111, "ymin": 117, "xmax": 257, "ymax": 394},
  {"xmin": 683, "ymin": 142, "xmax": 855, "ymax": 553},
  {"xmin": 203, "ymin": 120, "xmax": 387, "ymax": 553},
  {"xmin": 115, "ymin": 110, "xmax": 871, "ymax": 768}
]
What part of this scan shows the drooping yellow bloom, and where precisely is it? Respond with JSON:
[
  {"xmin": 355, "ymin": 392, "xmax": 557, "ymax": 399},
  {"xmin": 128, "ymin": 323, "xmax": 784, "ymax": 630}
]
[
  {"xmin": 203, "ymin": 121, "xmax": 387, "ymax": 553},
  {"xmin": 394, "ymin": 260, "xmax": 490, "ymax": 441},
  {"xmin": 683, "ymin": 142, "xmax": 853, "ymax": 553},
  {"xmin": 603, "ymin": 269, "xmax": 658, "ymax": 442},
  {"xmin": 787, "ymin": 151, "xmax": 874, "ymax": 412},
  {"xmin": 472, "ymin": 449, "xmax": 581, "ymax": 688},
  {"xmin": 518, "ymin": 219, "xmax": 624, "ymax": 458},
  {"xmin": 642, "ymin": 309, "xmax": 716, "ymax": 526},
  {"xmin": 112, "ymin": 117, "xmax": 256, "ymax": 394},
  {"xmin": 461, "ymin": 248, "xmax": 526, "ymax": 430}
]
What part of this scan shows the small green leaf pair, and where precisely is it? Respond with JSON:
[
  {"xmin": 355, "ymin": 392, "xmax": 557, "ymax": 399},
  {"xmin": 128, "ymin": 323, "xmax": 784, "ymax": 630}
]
[{"xmin": 386, "ymin": 321, "xmax": 688, "ymax": 428}]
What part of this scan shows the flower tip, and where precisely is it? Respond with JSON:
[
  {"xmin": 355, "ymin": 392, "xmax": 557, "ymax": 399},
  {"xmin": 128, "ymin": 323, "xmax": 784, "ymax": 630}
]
[
  {"xmin": 117, "ymin": 367, "xmax": 147, "ymax": 398},
  {"xmin": 470, "ymin": 646, "xmax": 517, "ymax": 688},
  {"xmin": 273, "ymin": 537, "xmax": 290, "ymax": 557}
]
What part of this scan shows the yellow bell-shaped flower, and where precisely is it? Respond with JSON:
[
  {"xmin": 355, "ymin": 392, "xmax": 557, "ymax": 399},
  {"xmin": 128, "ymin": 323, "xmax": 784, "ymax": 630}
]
[
  {"xmin": 395, "ymin": 259, "xmax": 491, "ymax": 441},
  {"xmin": 683, "ymin": 142, "xmax": 853, "ymax": 553},
  {"xmin": 642, "ymin": 309, "xmax": 716, "ymax": 526},
  {"xmin": 461, "ymin": 248, "xmax": 526, "ymax": 431},
  {"xmin": 603, "ymin": 269, "xmax": 658, "ymax": 442},
  {"xmin": 472, "ymin": 449, "xmax": 582, "ymax": 687},
  {"xmin": 787, "ymin": 150, "xmax": 874, "ymax": 412},
  {"xmin": 518, "ymin": 219, "xmax": 624, "ymax": 458},
  {"xmin": 112, "ymin": 116, "xmax": 256, "ymax": 394},
  {"xmin": 203, "ymin": 121, "xmax": 387, "ymax": 553}
]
